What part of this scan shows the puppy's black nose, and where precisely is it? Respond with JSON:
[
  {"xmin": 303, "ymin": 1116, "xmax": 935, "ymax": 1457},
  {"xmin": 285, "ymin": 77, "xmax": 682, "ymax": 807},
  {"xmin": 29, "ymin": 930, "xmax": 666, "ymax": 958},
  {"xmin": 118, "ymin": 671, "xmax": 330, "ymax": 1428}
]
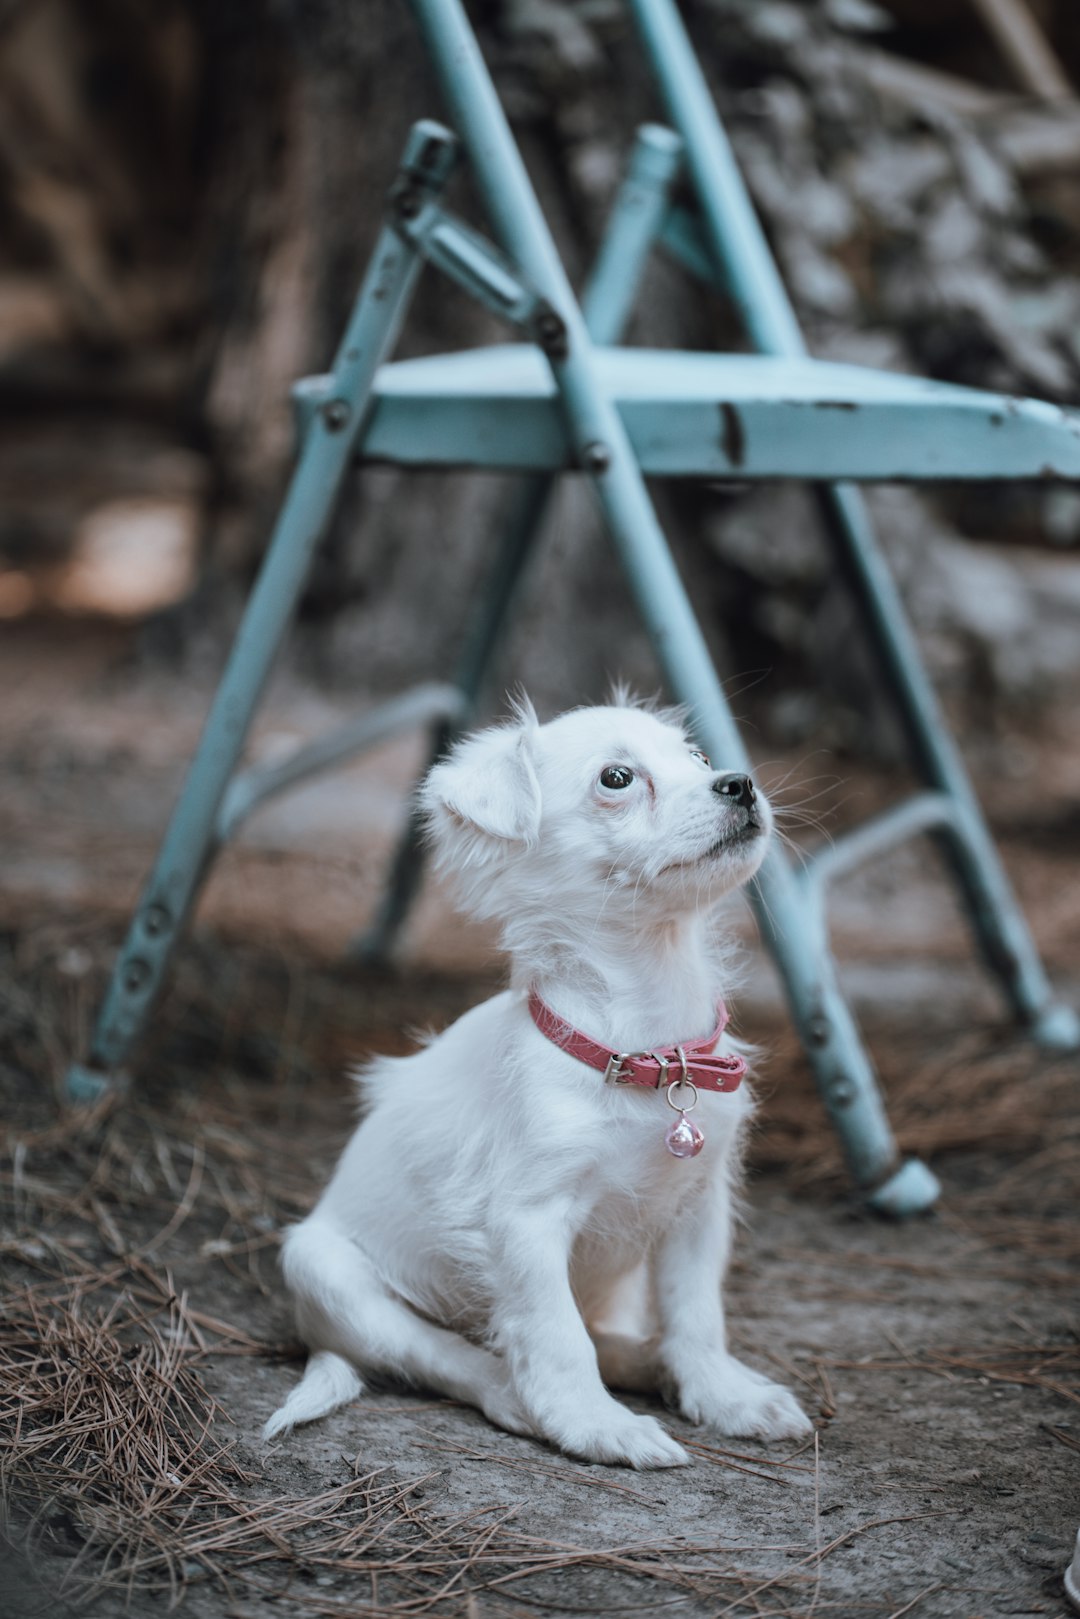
[{"xmin": 713, "ymin": 772, "xmax": 756, "ymax": 806}]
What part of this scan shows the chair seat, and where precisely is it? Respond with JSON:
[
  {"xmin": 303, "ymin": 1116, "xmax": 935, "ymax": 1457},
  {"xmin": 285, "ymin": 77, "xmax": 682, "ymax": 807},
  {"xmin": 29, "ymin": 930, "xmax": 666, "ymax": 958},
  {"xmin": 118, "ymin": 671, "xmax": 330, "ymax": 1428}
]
[{"xmin": 353, "ymin": 344, "xmax": 1080, "ymax": 479}]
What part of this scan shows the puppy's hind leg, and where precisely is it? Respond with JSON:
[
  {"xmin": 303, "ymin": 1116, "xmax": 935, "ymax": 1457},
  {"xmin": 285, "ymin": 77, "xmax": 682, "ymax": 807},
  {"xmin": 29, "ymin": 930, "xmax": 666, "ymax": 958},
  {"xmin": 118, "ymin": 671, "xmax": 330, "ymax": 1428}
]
[
  {"xmin": 265, "ymin": 1220, "xmax": 531, "ymax": 1441},
  {"xmin": 585, "ymin": 1261, "xmax": 662, "ymax": 1396},
  {"xmin": 592, "ymin": 1331, "xmax": 662, "ymax": 1394}
]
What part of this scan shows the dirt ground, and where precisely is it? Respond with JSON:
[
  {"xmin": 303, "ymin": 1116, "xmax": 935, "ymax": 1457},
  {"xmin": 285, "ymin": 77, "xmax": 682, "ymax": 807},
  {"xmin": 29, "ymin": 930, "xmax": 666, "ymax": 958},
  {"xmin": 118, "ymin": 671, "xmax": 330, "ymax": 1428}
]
[{"xmin": 1, "ymin": 620, "xmax": 1078, "ymax": 1619}]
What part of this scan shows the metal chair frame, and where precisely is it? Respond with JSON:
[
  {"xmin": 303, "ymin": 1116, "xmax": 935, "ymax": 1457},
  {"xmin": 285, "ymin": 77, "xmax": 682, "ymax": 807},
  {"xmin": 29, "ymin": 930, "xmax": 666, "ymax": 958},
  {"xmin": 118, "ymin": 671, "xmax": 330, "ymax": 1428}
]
[{"xmin": 67, "ymin": 0, "xmax": 1080, "ymax": 1216}]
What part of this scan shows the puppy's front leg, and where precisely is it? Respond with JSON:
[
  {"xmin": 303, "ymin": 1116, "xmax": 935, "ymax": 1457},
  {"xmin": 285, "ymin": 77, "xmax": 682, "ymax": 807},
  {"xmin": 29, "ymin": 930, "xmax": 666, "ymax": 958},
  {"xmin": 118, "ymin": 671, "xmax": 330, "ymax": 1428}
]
[
  {"xmin": 492, "ymin": 1204, "xmax": 687, "ymax": 1469},
  {"xmin": 653, "ymin": 1172, "xmax": 811, "ymax": 1442}
]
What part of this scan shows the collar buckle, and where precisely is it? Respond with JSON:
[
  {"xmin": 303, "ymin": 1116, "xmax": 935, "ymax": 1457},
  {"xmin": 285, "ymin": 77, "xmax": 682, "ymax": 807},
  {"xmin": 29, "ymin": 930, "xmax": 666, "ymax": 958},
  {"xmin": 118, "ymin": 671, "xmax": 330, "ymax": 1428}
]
[{"xmin": 603, "ymin": 1050, "xmax": 652, "ymax": 1086}]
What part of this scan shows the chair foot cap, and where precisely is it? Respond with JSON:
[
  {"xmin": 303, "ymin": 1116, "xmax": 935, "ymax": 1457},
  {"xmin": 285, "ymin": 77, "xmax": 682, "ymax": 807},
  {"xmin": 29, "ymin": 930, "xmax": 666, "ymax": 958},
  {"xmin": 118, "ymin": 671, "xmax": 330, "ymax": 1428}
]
[
  {"xmin": 1031, "ymin": 1001, "xmax": 1080, "ymax": 1052},
  {"xmin": 867, "ymin": 1158, "xmax": 941, "ymax": 1217},
  {"xmin": 65, "ymin": 1063, "xmax": 121, "ymax": 1104}
]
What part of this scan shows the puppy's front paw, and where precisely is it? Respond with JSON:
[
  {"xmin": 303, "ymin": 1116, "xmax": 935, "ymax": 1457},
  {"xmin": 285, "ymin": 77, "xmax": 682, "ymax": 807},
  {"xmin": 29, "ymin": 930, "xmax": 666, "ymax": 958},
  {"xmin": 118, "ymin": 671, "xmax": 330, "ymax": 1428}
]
[
  {"xmin": 552, "ymin": 1406, "xmax": 689, "ymax": 1470},
  {"xmin": 668, "ymin": 1357, "xmax": 812, "ymax": 1442}
]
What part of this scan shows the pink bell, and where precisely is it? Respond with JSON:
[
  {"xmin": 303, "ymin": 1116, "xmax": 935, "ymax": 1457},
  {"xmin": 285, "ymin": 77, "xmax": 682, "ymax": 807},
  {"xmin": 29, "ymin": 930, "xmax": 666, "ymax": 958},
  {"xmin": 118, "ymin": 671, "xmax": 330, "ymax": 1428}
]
[{"xmin": 665, "ymin": 1112, "xmax": 704, "ymax": 1158}]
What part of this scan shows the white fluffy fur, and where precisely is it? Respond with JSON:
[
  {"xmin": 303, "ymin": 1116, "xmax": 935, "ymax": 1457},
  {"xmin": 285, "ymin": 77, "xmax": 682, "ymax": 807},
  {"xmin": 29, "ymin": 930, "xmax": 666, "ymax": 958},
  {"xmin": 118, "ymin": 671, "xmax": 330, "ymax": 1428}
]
[{"xmin": 264, "ymin": 701, "xmax": 810, "ymax": 1468}]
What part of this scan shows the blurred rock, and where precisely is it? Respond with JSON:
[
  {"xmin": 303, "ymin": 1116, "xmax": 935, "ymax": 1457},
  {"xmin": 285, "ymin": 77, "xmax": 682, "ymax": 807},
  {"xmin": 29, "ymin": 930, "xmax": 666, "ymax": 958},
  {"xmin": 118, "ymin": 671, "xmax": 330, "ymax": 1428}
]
[
  {"xmin": 1042, "ymin": 487, "xmax": 1080, "ymax": 547},
  {"xmin": 52, "ymin": 498, "xmax": 201, "ymax": 619},
  {"xmin": 870, "ymin": 487, "xmax": 1080, "ymax": 714}
]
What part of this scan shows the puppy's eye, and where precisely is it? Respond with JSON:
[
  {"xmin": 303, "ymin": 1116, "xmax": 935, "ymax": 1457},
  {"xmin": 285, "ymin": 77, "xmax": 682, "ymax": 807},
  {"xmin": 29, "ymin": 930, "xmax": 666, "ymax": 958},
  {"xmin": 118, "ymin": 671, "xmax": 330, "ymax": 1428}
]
[
  {"xmin": 690, "ymin": 749, "xmax": 711, "ymax": 768},
  {"xmin": 599, "ymin": 766, "xmax": 634, "ymax": 790}
]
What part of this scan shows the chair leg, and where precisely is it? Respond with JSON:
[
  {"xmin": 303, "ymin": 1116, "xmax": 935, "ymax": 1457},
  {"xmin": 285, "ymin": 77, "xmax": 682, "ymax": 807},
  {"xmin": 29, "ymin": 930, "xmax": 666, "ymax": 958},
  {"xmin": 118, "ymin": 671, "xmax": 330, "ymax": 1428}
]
[
  {"xmin": 815, "ymin": 483, "xmax": 1080, "ymax": 1052},
  {"xmin": 626, "ymin": 0, "xmax": 1076, "ymax": 1057},
  {"xmin": 67, "ymin": 123, "xmax": 459, "ymax": 1099},
  {"xmin": 354, "ymin": 472, "xmax": 551, "ymax": 961},
  {"xmin": 357, "ymin": 124, "xmax": 684, "ymax": 962},
  {"xmin": 586, "ymin": 439, "xmax": 938, "ymax": 1211},
  {"xmin": 408, "ymin": 0, "xmax": 936, "ymax": 1210}
]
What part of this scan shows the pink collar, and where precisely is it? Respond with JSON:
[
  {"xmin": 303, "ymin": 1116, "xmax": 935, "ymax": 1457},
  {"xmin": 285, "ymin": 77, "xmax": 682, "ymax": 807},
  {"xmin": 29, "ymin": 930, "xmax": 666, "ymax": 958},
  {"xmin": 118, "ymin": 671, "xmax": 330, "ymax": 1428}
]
[{"xmin": 527, "ymin": 991, "xmax": 746, "ymax": 1093}]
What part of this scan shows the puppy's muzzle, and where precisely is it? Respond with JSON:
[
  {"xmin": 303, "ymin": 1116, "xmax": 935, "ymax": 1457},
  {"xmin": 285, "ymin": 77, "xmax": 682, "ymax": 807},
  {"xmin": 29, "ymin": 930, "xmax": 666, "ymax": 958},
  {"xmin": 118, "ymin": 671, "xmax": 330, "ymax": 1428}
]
[
  {"xmin": 712, "ymin": 772, "xmax": 755, "ymax": 807},
  {"xmin": 713, "ymin": 772, "xmax": 761, "ymax": 833}
]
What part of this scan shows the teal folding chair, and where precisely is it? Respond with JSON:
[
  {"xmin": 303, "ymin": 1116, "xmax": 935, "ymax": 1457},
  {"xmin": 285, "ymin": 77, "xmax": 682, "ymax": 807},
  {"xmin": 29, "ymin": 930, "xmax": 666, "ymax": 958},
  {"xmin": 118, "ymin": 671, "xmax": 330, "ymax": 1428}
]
[{"xmin": 68, "ymin": 0, "xmax": 1080, "ymax": 1216}]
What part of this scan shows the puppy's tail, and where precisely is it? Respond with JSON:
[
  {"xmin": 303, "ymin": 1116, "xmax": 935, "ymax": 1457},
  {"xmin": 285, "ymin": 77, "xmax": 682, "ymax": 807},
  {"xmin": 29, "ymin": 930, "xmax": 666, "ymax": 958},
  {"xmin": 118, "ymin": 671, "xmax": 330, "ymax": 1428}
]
[
  {"xmin": 263, "ymin": 1349, "xmax": 363, "ymax": 1440},
  {"xmin": 263, "ymin": 1219, "xmax": 369, "ymax": 1441}
]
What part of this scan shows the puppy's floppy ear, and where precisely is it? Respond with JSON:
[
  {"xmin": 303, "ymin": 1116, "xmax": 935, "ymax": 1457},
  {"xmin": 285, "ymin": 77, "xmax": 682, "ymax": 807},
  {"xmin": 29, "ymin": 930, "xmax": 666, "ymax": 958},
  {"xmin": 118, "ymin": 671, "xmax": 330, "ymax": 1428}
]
[{"xmin": 422, "ymin": 722, "xmax": 542, "ymax": 859}]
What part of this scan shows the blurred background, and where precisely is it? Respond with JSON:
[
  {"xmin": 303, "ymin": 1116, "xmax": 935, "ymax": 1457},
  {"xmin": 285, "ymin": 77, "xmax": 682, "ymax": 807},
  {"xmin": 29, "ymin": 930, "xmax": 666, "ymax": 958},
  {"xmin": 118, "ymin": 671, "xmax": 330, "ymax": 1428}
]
[{"xmin": 3, "ymin": 0, "xmax": 1080, "ymax": 690}]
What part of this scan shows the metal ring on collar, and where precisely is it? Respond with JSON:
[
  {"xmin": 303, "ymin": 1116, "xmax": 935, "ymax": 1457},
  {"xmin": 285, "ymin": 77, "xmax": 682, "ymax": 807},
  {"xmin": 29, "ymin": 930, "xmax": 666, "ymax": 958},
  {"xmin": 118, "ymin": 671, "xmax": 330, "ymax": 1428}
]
[{"xmin": 665, "ymin": 1073, "xmax": 699, "ymax": 1113}]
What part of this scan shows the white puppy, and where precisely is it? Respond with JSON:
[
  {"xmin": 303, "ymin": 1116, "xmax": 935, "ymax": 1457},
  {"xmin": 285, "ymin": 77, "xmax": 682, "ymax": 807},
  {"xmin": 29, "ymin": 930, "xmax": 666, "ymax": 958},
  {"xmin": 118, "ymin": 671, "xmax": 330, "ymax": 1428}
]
[{"xmin": 264, "ymin": 700, "xmax": 810, "ymax": 1468}]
